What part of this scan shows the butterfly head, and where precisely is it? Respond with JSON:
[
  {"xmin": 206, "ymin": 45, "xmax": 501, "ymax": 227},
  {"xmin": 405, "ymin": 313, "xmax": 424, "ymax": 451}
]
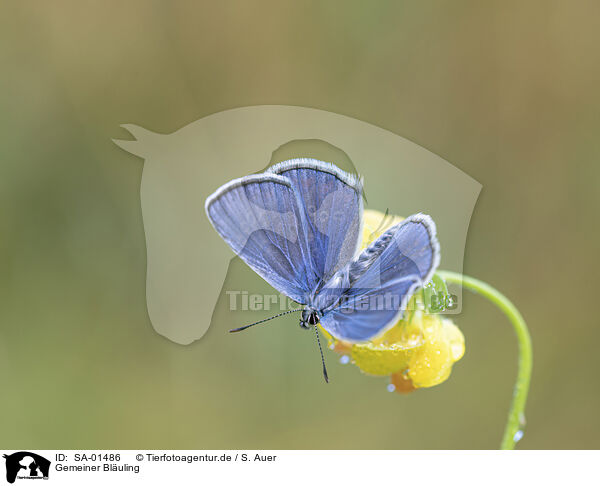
[{"xmin": 299, "ymin": 307, "xmax": 321, "ymax": 330}]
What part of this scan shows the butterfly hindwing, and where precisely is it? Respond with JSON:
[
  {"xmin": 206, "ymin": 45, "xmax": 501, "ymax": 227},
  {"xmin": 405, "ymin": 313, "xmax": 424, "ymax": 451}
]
[{"xmin": 318, "ymin": 214, "xmax": 440, "ymax": 342}]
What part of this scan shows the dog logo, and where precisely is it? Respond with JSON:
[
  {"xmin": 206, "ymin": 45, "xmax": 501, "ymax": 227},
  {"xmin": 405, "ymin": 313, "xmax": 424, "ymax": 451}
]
[{"xmin": 3, "ymin": 452, "xmax": 50, "ymax": 483}]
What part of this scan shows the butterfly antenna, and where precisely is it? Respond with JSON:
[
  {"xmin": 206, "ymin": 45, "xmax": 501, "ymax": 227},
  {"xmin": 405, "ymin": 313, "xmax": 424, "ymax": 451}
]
[
  {"xmin": 314, "ymin": 326, "xmax": 329, "ymax": 383},
  {"xmin": 229, "ymin": 309, "xmax": 301, "ymax": 333},
  {"xmin": 370, "ymin": 207, "xmax": 390, "ymax": 240}
]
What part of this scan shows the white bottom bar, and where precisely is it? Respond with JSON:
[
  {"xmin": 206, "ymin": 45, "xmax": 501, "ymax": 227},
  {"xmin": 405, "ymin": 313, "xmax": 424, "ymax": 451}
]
[{"xmin": 1, "ymin": 450, "xmax": 595, "ymax": 485}]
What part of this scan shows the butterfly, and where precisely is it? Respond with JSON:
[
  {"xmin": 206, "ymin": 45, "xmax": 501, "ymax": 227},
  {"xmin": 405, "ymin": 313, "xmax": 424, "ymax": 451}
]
[{"xmin": 205, "ymin": 159, "xmax": 440, "ymax": 382}]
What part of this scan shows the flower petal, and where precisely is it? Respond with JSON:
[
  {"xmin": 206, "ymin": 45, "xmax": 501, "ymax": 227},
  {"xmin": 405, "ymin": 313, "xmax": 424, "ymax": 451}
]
[{"xmin": 407, "ymin": 315, "xmax": 464, "ymax": 388}]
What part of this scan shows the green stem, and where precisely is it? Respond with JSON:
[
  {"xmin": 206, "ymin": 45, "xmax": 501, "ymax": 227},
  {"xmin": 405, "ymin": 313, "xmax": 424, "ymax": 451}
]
[{"xmin": 436, "ymin": 270, "xmax": 533, "ymax": 450}]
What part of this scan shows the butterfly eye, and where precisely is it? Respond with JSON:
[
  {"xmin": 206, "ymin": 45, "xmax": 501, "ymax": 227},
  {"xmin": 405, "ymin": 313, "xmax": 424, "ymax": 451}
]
[{"xmin": 308, "ymin": 313, "xmax": 319, "ymax": 325}]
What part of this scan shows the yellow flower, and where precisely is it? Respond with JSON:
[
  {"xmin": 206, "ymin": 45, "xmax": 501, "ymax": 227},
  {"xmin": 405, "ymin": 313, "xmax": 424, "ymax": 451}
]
[{"xmin": 322, "ymin": 209, "xmax": 465, "ymax": 392}]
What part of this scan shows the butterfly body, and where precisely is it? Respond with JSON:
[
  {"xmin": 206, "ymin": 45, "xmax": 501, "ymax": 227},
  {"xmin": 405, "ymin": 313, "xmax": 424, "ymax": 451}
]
[{"xmin": 299, "ymin": 307, "xmax": 321, "ymax": 329}]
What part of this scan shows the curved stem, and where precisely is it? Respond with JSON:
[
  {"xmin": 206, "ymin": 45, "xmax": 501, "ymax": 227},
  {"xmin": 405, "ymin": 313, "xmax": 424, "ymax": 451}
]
[{"xmin": 436, "ymin": 270, "xmax": 533, "ymax": 450}]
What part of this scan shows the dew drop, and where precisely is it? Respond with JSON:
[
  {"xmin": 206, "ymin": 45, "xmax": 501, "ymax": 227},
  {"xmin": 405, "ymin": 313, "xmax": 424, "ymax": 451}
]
[
  {"xmin": 387, "ymin": 384, "xmax": 396, "ymax": 393},
  {"xmin": 513, "ymin": 430, "xmax": 524, "ymax": 443},
  {"xmin": 450, "ymin": 343, "xmax": 463, "ymax": 360},
  {"xmin": 339, "ymin": 355, "xmax": 350, "ymax": 365}
]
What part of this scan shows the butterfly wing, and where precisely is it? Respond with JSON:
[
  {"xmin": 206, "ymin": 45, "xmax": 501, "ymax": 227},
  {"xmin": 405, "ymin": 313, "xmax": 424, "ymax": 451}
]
[
  {"xmin": 318, "ymin": 214, "xmax": 440, "ymax": 342},
  {"xmin": 205, "ymin": 173, "xmax": 316, "ymax": 303},
  {"xmin": 267, "ymin": 159, "xmax": 363, "ymax": 286}
]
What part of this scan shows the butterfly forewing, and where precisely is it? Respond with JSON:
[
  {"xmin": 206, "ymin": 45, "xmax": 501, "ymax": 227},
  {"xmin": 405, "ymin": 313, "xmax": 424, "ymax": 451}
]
[
  {"xmin": 268, "ymin": 159, "xmax": 363, "ymax": 286},
  {"xmin": 205, "ymin": 173, "xmax": 316, "ymax": 303}
]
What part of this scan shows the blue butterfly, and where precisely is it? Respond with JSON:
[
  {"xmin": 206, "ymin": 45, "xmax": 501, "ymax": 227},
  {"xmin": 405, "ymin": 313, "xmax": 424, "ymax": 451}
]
[{"xmin": 205, "ymin": 159, "xmax": 440, "ymax": 381}]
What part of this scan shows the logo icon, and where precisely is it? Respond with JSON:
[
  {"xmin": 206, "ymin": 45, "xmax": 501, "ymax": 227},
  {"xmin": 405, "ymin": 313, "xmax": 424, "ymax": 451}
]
[{"xmin": 3, "ymin": 452, "xmax": 50, "ymax": 483}]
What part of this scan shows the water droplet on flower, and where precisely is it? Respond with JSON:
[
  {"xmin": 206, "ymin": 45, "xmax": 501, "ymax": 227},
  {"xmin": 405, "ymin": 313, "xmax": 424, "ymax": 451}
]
[
  {"xmin": 387, "ymin": 384, "xmax": 396, "ymax": 393},
  {"xmin": 450, "ymin": 342, "xmax": 463, "ymax": 360},
  {"xmin": 513, "ymin": 430, "xmax": 524, "ymax": 443},
  {"xmin": 339, "ymin": 355, "xmax": 350, "ymax": 365}
]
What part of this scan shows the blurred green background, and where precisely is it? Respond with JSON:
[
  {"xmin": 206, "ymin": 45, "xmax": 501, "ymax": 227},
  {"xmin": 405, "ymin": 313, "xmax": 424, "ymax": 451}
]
[{"xmin": 1, "ymin": 1, "xmax": 599, "ymax": 449}]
